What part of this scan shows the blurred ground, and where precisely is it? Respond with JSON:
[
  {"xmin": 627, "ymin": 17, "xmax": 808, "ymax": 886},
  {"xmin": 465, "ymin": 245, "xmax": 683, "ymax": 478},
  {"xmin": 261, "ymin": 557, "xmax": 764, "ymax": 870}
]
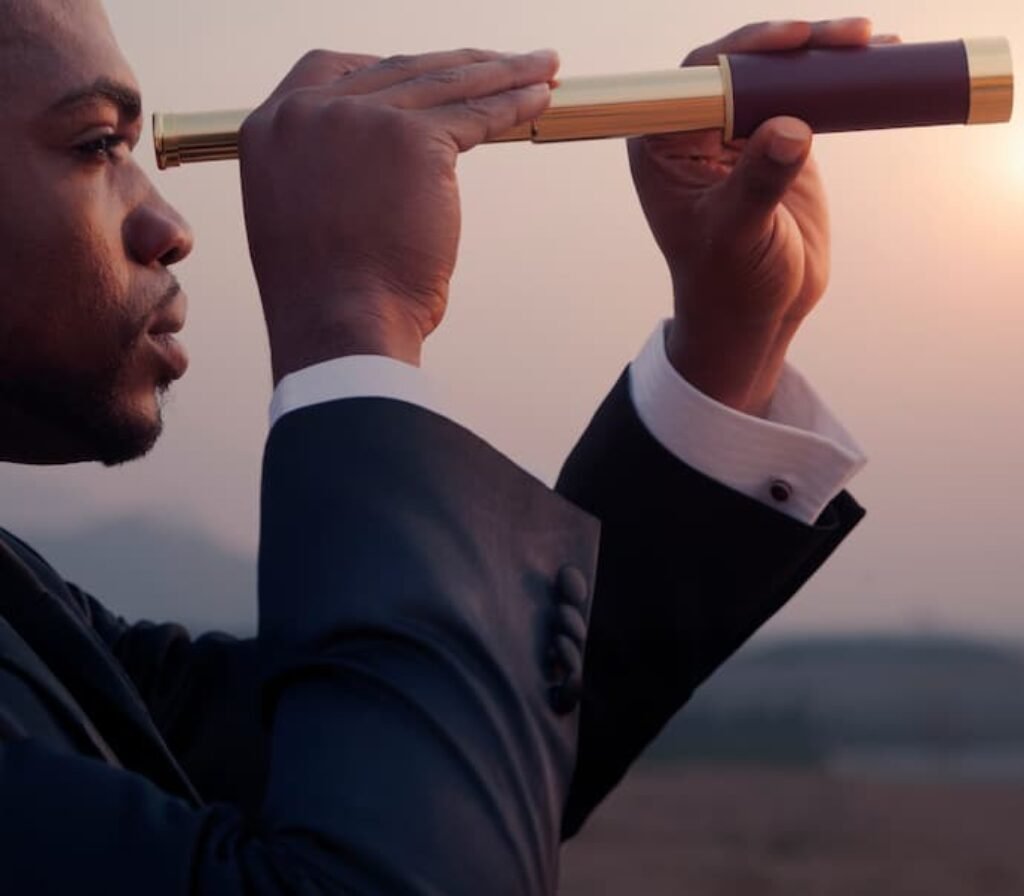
[{"xmin": 559, "ymin": 764, "xmax": 1024, "ymax": 895}]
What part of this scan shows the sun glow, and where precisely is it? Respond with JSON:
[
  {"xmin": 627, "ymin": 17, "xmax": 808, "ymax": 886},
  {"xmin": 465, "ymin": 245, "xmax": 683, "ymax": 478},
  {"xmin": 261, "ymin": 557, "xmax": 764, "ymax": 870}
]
[
  {"xmin": 1001, "ymin": 110, "xmax": 1024, "ymax": 185},
  {"xmin": 1012, "ymin": 121, "xmax": 1024, "ymax": 185}
]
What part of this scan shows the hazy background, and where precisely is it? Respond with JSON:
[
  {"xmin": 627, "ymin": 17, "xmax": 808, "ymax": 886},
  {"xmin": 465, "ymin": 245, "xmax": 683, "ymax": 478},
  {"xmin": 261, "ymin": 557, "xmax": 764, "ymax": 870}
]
[{"xmin": 2, "ymin": 0, "xmax": 1022, "ymax": 639}]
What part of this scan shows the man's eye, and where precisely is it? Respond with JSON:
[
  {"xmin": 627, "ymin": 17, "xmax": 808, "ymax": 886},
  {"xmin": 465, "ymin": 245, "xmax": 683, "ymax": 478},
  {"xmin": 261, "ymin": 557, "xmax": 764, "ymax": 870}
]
[{"xmin": 75, "ymin": 134, "xmax": 129, "ymax": 161}]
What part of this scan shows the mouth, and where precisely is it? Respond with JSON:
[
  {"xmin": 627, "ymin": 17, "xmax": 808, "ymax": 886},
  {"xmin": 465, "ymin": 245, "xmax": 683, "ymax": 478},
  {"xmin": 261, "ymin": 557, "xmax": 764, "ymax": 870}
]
[
  {"xmin": 146, "ymin": 284, "xmax": 189, "ymax": 380},
  {"xmin": 148, "ymin": 330, "xmax": 189, "ymax": 378},
  {"xmin": 148, "ymin": 280, "xmax": 188, "ymax": 336}
]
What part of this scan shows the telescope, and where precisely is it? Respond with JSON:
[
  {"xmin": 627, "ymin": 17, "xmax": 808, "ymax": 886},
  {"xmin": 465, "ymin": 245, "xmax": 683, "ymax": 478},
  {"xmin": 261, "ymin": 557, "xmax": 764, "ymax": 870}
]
[{"xmin": 154, "ymin": 37, "xmax": 1014, "ymax": 169}]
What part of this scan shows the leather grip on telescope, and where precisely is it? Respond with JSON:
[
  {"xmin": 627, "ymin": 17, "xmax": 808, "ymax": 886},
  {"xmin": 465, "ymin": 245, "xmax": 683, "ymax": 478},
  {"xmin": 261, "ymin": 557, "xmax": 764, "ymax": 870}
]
[{"xmin": 724, "ymin": 40, "xmax": 977, "ymax": 140}]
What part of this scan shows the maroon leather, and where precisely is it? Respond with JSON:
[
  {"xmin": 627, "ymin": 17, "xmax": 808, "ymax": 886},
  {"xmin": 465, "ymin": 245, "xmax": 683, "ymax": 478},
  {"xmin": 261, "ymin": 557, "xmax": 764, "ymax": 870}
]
[{"xmin": 727, "ymin": 41, "xmax": 970, "ymax": 138}]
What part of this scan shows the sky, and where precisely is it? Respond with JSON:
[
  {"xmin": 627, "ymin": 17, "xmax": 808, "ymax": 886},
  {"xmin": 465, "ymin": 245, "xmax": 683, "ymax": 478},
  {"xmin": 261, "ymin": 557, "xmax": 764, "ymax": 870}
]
[{"xmin": 2, "ymin": 0, "xmax": 1023, "ymax": 639}]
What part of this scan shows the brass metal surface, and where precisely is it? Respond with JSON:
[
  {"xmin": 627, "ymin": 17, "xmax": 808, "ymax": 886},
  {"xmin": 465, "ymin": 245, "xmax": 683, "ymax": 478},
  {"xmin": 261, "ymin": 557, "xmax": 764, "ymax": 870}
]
[
  {"xmin": 154, "ymin": 67, "xmax": 726, "ymax": 167},
  {"xmin": 964, "ymin": 36, "xmax": 1015, "ymax": 124},
  {"xmin": 532, "ymin": 67, "xmax": 725, "ymax": 141},
  {"xmin": 718, "ymin": 54, "xmax": 737, "ymax": 142},
  {"xmin": 154, "ymin": 109, "xmax": 249, "ymax": 168}
]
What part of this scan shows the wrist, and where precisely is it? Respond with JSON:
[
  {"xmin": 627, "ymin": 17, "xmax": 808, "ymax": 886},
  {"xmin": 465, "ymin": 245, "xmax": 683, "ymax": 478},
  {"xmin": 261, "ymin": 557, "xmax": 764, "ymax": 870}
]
[
  {"xmin": 664, "ymin": 313, "xmax": 793, "ymax": 417},
  {"xmin": 266, "ymin": 297, "xmax": 425, "ymax": 385}
]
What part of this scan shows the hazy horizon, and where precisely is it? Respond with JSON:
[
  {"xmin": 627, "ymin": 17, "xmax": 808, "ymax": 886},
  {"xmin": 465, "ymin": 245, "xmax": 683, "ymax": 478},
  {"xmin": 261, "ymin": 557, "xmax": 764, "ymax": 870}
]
[{"xmin": 2, "ymin": 0, "xmax": 1022, "ymax": 640}]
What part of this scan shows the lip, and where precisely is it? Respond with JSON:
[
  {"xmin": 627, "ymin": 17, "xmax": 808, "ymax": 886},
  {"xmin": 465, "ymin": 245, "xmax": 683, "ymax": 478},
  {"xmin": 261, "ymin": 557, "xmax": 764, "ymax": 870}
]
[
  {"xmin": 147, "ymin": 293, "xmax": 188, "ymax": 337},
  {"xmin": 148, "ymin": 330, "xmax": 190, "ymax": 380},
  {"xmin": 144, "ymin": 285, "xmax": 189, "ymax": 379}
]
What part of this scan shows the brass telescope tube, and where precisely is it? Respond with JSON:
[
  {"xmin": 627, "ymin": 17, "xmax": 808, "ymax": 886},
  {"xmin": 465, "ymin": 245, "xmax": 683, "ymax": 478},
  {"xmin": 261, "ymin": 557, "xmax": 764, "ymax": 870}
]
[{"xmin": 154, "ymin": 37, "xmax": 1013, "ymax": 170}]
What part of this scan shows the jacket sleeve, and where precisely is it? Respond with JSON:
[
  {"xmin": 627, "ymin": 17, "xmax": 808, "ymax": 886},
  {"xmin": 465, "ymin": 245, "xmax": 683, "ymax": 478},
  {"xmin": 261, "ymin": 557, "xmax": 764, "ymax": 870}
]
[
  {"xmin": 556, "ymin": 371, "xmax": 865, "ymax": 837},
  {"xmin": 0, "ymin": 398, "xmax": 599, "ymax": 895}
]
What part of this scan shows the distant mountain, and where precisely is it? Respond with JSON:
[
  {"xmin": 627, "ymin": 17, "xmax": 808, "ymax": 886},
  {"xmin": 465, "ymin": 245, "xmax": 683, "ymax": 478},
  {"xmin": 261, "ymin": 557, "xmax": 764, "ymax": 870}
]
[
  {"xmin": 649, "ymin": 635, "xmax": 1024, "ymax": 764},
  {"xmin": 20, "ymin": 516, "xmax": 257, "ymax": 636}
]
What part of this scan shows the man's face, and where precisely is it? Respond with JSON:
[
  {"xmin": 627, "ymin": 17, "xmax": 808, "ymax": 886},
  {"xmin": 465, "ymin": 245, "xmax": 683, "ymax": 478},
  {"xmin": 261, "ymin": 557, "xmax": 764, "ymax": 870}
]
[{"xmin": 0, "ymin": 0, "xmax": 193, "ymax": 466}]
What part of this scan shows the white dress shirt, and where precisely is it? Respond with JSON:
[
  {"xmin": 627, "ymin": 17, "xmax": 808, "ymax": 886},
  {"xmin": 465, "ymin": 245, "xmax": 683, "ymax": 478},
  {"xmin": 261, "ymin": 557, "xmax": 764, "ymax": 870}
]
[{"xmin": 270, "ymin": 321, "xmax": 866, "ymax": 526}]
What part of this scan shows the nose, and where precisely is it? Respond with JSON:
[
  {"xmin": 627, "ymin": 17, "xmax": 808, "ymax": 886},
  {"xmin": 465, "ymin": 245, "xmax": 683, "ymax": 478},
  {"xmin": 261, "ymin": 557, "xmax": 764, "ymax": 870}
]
[{"xmin": 124, "ymin": 188, "xmax": 195, "ymax": 268}]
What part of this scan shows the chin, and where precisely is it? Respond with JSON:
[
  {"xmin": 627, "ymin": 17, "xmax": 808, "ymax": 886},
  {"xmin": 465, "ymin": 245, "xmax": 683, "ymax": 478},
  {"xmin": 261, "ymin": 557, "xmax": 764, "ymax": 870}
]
[
  {"xmin": 94, "ymin": 389, "xmax": 168, "ymax": 466},
  {"xmin": 70, "ymin": 374, "xmax": 165, "ymax": 466},
  {"xmin": 0, "ymin": 359, "xmax": 171, "ymax": 465},
  {"xmin": 92, "ymin": 413, "xmax": 163, "ymax": 466},
  {"xmin": 97, "ymin": 427, "xmax": 162, "ymax": 466}
]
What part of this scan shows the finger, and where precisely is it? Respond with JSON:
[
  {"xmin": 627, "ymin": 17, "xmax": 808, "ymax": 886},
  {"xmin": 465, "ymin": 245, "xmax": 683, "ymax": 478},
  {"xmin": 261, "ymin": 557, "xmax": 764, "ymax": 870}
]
[
  {"xmin": 323, "ymin": 48, "xmax": 508, "ymax": 97},
  {"xmin": 375, "ymin": 49, "xmax": 559, "ymax": 110},
  {"xmin": 870, "ymin": 34, "xmax": 903, "ymax": 45},
  {"xmin": 683, "ymin": 17, "xmax": 874, "ymax": 66},
  {"xmin": 711, "ymin": 116, "xmax": 812, "ymax": 240},
  {"xmin": 430, "ymin": 82, "xmax": 552, "ymax": 152},
  {"xmin": 684, "ymin": 21, "xmax": 815, "ymax": 65},
  {"xmin": 806, "ymin": 17, "xmax": 874, "ymax": 47},
  {"xmin": 272, "ymin": 50, "xmax": 381, "ymax": 96}
]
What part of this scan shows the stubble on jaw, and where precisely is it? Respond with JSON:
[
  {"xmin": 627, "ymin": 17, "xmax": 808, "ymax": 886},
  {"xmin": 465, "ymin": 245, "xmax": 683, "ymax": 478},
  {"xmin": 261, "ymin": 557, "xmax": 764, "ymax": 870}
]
[
  {"xmin": 0, "ymin": 361, "xmax": 169, "ymax": 467},
  {"xmin": 0, "ymin": 284, "xmax": 173, "ymax": 466}
]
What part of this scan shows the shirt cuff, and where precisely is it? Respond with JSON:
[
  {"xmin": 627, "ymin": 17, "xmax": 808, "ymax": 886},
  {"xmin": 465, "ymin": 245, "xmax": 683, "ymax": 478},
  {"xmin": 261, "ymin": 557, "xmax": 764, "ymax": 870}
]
[
  {"xmin": 629, "ymin": 322, "xmax": 867, "ymax": 525},
  {"xmin": 269, "ymin": 355, "xmax": 447, "ymax": 429}
]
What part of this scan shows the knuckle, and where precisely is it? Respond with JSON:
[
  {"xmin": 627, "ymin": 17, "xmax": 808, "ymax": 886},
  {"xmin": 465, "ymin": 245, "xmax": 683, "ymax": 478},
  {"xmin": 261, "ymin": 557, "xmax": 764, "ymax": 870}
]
[
  {"xmin": 272, "ymin": 90, "xmax": 315, "ymax": 130},
  {"xmin": 420, "ymin": 67, "xmax": 465, "ymax": 87},
  {"xmin": 378, "ymin": 54, "xmax": 419, "ymax": 74},
  {"xmin": 297, "ymin": 48, "xmax": 336, "ymax": 69},
  {"xmin": 458, "ymin": 47, "xmax": 495, "ymax": 63},
  {"xmin": 460, "ymin": 96, "xmax": 494, "ymax": 120},
  {"xmin": 295, "ymin": 48, "xmax": 371, "ymax": 80},
  {"xmin": 735, "ymin": 21, "xmax": 770, "ymax": 42}
]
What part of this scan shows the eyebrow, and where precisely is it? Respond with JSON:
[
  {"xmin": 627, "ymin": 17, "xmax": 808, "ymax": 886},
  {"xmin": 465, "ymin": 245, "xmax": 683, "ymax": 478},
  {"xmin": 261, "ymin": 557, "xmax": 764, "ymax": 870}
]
[{"xmin": 47, "ymin": 77, "xmax": 142, "ymax": 122}]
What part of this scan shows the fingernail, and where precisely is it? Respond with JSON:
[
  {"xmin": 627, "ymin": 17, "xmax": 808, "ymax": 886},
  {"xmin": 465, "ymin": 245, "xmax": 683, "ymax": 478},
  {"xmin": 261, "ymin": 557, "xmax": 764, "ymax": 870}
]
[
  {"xmin": 526, "ymin": 48, "xmax": 559, "ymax": 64},
  {"xmin": 522, "ymin": 82, "xmax": 551, "ymax": 95},
  {"xmin": 768, "ymin": 124, "xmax": 809, "ymax": 164}
]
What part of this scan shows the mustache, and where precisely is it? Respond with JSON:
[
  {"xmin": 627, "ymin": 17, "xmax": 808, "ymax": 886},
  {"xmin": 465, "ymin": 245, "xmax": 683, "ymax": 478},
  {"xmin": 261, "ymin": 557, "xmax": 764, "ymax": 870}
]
[
  {"xmin": 119, "ymin": 276, "xmax": 184, "ymax": 351},
  {"xmin": 154, "ymin": 277, "xmax": 182, "ymax": 313}
]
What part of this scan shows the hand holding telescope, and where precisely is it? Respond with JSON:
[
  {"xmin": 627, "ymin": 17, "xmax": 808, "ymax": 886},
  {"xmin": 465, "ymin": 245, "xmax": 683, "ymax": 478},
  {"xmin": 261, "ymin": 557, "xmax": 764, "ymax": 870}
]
[{"xmin": 196, "ymin": 24, "xmax": 1015, "ymax": 418}]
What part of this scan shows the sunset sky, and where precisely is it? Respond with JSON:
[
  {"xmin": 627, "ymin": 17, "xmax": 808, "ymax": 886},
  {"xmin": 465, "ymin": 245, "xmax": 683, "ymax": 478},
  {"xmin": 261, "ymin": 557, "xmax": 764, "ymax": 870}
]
[{"xmin": 3, "ymin": 0, "xmax": 1022, "ymax": 639}]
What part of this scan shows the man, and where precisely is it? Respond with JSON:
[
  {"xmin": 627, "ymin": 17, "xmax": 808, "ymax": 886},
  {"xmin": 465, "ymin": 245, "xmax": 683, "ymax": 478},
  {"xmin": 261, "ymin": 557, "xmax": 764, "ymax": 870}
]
[{"xmin": 0, "ymin": 1, "xmax": 866, "ymax": 892}]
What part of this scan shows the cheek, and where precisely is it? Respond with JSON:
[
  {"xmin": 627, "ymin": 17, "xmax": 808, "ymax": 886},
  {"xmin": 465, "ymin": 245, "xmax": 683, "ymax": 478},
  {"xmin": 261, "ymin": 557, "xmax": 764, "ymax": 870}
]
[{"xmin": 0, "ymin": 191, "xmax": 131, "ymax": 371}]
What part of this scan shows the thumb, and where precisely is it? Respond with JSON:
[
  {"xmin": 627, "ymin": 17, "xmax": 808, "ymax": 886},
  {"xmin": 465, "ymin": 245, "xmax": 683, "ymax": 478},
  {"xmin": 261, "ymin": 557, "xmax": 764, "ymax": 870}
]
[{"xmin": 713, "ymin": 116, "xmax": 812, "ymax": 241}]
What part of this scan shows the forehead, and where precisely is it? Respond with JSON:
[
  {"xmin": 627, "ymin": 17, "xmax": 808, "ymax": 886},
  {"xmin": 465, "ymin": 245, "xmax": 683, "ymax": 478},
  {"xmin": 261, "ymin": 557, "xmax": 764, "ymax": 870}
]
[{"xmin": 0, "ymin": 0, "xmax": 138, "ymax": 112}]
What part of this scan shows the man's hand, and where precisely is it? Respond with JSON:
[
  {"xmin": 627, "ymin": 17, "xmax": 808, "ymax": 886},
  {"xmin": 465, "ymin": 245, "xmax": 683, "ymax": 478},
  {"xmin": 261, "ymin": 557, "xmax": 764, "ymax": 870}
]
[
  {"xmin": 240, "ymin": 48, "xmax": 558, "ymax": 381},
  {"xmin": 629, "ymin": 19, "xmax": 884, "ymax": 416}
]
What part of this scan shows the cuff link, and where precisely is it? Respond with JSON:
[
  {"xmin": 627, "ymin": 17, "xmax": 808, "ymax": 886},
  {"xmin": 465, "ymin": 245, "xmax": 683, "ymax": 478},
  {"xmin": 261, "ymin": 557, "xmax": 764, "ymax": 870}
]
[{"xmin": 769, "ymin": 478, "xmax": 793, "ymax": 503}]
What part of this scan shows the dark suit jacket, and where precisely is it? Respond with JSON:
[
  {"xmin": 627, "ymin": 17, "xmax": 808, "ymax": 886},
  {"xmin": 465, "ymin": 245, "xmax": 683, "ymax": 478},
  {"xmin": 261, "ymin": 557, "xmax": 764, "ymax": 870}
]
[
  {"xmin": 0, "ymin": 371, "xmax": 863, "ymax": 893},
  {"xmin": 557, "ymin": 373, "xmax": 863, "ymax": 834}
]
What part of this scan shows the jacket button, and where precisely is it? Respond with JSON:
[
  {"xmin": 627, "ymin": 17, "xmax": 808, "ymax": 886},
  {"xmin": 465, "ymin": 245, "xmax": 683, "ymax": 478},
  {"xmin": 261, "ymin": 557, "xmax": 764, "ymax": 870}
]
[
  {"xmin": 555, "ymin": 603, "xmax": 586, "ymax": 649},
  {"xmin": 549, "ymin": 633, "xmax": 581, "ymax": 677},
  {"xmin": 549, "ymin": 674, "xmax": 583, "ymax": 715},
  {"xmin": 557, "ymin": 565, "xmax": 589, "ymax": 609}
]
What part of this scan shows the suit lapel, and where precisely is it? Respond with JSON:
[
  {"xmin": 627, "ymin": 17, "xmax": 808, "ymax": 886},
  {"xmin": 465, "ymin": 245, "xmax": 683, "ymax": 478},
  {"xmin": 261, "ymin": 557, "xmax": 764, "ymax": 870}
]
[
  {"xmin": 0, "ymin": 614, "xmax": 122, "ymax": 764},
  {"xmin": 0, "ymin": 535, "xmax": 202, "ymax": 805}
]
